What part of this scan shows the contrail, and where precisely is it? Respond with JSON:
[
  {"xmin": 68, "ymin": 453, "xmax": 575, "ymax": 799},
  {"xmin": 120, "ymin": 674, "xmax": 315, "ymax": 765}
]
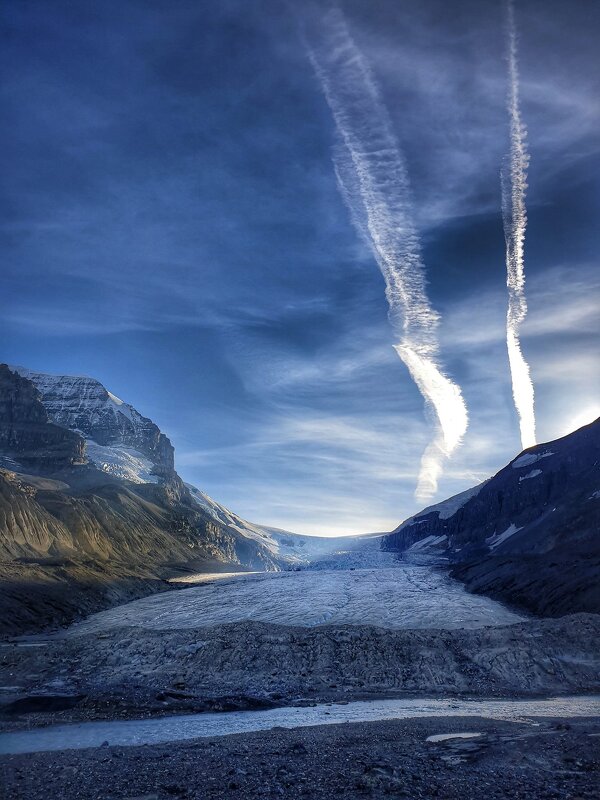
[
  {"xmin": 304, "ymin": 6, "xmax": 468, "ymax": 501},
  {"xmin": 502, "ymin": 0, "xmax": 536, "ymax": 449}
]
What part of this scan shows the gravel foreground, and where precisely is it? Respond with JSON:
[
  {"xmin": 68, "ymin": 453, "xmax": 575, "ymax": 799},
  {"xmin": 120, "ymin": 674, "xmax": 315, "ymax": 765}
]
[{"xmin": 2, "ymin": 715, "xmax": 599, "ymax": 799}]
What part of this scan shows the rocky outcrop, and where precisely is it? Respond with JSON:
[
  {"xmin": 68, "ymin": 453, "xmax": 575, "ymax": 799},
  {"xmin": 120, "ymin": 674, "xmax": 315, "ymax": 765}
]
[
  {"xmin": 0, "ymin": 365, "xmax": 85, "ymax": 472},
  {"xmin": 11, "ymin": 367, "xmax": 174, "ymax": 478},
  {"xmin": 382, "ymin": 419, "xmax": 600, "ymax": 616}
]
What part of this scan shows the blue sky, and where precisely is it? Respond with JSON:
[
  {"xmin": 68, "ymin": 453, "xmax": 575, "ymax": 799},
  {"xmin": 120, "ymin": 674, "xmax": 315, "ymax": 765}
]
[{"xmin": 2, "ymin": 0, "xmax": 599, "ymax": 534}]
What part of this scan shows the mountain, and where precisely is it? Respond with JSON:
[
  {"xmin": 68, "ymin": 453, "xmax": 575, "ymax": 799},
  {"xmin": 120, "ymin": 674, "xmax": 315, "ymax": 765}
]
[
  {"xmin": 11, "ymin": 366, "xmax": 174, "ymax": 482},
  {"xmin": 0, "ymin": 365, "xmax": 291, "ymax": 633},
  {"xmin": 9, "ymin": 365, "xmax": 372, "ymax": 565},
  {"xmin": 0, "ymin": 365, "xmax": 85, "ymax": 472},
  {"xmin": 1, "ymin": 363, "xmax": 383, "ymax": 634},
  {"xmin": 187, "ymin": 484, "xmax": 383, "ymax": 565},
  {"xmin": 382, "ymin": 418, "xmax": 600, "ymax": 616}
]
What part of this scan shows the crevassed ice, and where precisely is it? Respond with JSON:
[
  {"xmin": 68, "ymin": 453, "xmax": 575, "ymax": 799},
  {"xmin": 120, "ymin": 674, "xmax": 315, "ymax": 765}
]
[{"xmin": 68, "ymin": 561, "xmax": 524, "ymax": 635}]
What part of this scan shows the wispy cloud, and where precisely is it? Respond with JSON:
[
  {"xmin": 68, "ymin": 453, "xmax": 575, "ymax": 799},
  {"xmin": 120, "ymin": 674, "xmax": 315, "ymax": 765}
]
[
  {"xmin": 302, "ymin": 4, "xmax": 467, "ymax": 501},
  {"xmin": 174, "ymin": 260, "xmax": 598, "ymax": 534},
  {"xmin": 3, "ymin": 0, "xmax": 598, "ymax": 536},
  {"xmin": 502, "ymin": 0, "xmax": 536, "ymax": 449}
]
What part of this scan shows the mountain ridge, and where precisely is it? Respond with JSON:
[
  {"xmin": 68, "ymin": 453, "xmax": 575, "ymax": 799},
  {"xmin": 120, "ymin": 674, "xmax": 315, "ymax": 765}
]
[
  {"xmin": 382, "ymin": 418, "xmax": 600, "ymax": 615},
  {"xmin": 10, "ymin": 366, "xmax": 175, "ymax": 480}
]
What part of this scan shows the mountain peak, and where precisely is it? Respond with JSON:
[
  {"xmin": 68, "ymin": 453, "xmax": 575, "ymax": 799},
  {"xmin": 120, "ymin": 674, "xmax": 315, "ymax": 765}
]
[{"xmin": 10, "ymin": 366, "xmax": 175, "ymax": 479}]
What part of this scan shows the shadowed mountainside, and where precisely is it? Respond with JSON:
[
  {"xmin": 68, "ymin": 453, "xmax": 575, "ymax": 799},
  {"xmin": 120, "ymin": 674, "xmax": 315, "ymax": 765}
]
[
  {"xmin": 383, "ymin": 419, "xmax": 600, "ymax": 616},
  {"xmin": 0, "ymin": 365, "xmax": 85, "ymax": 472}
]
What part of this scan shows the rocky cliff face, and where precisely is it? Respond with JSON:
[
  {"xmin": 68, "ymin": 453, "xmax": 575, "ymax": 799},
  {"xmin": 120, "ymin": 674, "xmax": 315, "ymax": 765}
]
[
  {"xmin": 0, "ymin": 365, "xmax": 85, "ymax": 471},
  {"xmin": 382, "ymin": 419, "xmax": 600, "ymax": 615},
  {"xmin": 12, "ymin": 367, "xmax": 174, "ymax": 479}
]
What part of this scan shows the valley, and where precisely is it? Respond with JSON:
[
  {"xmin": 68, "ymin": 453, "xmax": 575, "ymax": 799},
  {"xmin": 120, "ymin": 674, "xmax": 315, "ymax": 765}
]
[{"xmin": 1, "ymin": 365, "xmax": 598, "ymax": 799}]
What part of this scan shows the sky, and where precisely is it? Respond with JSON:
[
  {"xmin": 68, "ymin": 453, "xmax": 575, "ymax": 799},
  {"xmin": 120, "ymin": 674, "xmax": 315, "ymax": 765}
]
[{"xmin": 1, "ymin": 0, "xmax": 599, "ymax": 535}]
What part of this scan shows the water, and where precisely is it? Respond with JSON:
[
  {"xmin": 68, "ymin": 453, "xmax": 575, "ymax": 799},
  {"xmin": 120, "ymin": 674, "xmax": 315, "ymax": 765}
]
[{"xmin": 1, "ymin": 695, "xmax": 598, "ymax": 755}]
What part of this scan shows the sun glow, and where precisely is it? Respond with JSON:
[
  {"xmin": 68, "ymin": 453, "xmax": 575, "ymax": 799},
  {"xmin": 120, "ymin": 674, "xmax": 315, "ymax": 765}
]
[{"xmin": 561, "ymin": 405, "xmax": 600, "ymax": 437}]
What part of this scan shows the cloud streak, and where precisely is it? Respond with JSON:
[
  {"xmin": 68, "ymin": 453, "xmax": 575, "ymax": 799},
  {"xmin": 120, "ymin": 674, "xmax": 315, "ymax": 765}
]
[
  {"xmin": 502, "ymin": 0, "xmax": 536, "ymax": 449},
  {"xmin": 303, "ymin": 5, "xmax": 468, "ymax": 501}
]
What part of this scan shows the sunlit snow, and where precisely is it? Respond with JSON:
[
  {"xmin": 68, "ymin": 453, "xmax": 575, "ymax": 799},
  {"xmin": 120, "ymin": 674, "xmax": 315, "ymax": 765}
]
[
  {"xmin": 519, "ymin": 469, "xmax": 542, "ymax": 481},
  {"xmin": 511, "ymin": 451, "xmax": 554, "ymax": 469},
  {"xmin": 487, "ymin": 523, "xmax": 523, "ymax": 549},
  {"xmin": 85, "ymin": 441, "xmax": 159, "ymax": 484}
]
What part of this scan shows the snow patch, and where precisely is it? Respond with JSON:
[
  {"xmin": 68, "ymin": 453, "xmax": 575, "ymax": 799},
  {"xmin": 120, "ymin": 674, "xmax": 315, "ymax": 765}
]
[
  {"xmin": 519, "ymin": 469, "xmax": 542, "ymax": 482},
  {"xmin": 409, "ymin": 535, "xmax": 448, "ymax": 551},
  {"xmin": 86, "ymin": 441, "xmax": 159, "ymax": 484},
  {"xmin": 426, "ymin": 732, "xmax": 483, "ymax": 743},
  {"xmin": 486, "ymin": 523, "xmax": 523, "ymax": 550},
  {"xmin": 107, "ymin": 391, "xmax": 124, "ymax": 406},
  {"xmin": 512, "ymin": 451, "xmax": 554, "ymax": 469}
]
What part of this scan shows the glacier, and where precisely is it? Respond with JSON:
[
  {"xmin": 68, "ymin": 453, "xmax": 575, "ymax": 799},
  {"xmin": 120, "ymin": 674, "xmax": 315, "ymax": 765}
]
[{"xmin": 69, "ymin": 551, "xmax": 524, "ymax": 635}]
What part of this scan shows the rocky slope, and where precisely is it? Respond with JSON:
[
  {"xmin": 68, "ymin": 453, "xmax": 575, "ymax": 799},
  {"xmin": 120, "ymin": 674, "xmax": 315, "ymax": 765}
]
[
  {"xmin": 0, "ymin": 457, "xmax": 289, "ymax": 635},
  {"xmin": 383, "ymin": 419, "xmax": 600, "ymax": 615},
  {"xmin": 0, "ymin": 365, "xmax": 288, "ymax": 634}
]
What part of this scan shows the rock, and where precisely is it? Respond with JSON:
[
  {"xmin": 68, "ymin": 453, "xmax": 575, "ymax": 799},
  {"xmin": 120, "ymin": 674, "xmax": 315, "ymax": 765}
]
[
  {"xmin": 12, "ymin": 368, "xmax": 175, "ymax": 477},
  {"xmin": 0, "ymin": 365, "xmax": 85, "ymax": 471}
]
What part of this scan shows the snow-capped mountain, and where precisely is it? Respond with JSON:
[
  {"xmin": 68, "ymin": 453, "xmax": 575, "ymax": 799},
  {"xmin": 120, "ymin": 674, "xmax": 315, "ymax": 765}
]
[
  {"xmin": 8, "ymin": 366, "xmax": 372, "ymax": 566},
  {"xmin": 187, "ymin": 483, "xmax": 383, "ymax": 564},
  {"xmin": 384, "ymin": 420, "xmax": 599, "ymax": 560},
  {"xmin": 11, "ymin": 367, "xmax": 174, "ymax": 481},
  {"xmin": 383, "ymin": 418, "xmax": 600, "ymax": 615},
  {"xmin": 0, "ymin": 364, "xmax": 287, "ymax": 632},
  {"xmin": 0, "ymin": 363, "xmax": 389, "ymax": 633}
]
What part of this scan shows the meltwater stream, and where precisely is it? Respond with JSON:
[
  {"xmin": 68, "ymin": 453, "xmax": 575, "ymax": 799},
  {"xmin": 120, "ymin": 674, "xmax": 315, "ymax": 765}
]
[{"xmin": 1, "ymin": 696, "xmax": 599, "ymax": 755}]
